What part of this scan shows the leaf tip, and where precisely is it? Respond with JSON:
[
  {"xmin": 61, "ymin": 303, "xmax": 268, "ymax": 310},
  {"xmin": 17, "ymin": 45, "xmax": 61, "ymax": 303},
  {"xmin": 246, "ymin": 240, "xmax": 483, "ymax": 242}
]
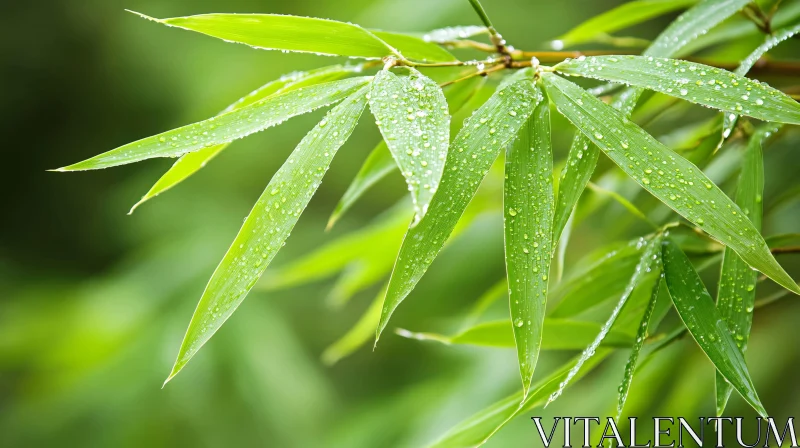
[{"xmin": 125, "ymin": 9, "xmax": 163, "ymax": 23}]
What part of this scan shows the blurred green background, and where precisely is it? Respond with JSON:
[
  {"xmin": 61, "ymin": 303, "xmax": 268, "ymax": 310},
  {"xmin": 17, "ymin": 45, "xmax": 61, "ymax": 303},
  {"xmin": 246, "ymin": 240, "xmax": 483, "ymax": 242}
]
[{"xmin": 2, "ymin": 0, "xmax": 800, "ymax": 446}]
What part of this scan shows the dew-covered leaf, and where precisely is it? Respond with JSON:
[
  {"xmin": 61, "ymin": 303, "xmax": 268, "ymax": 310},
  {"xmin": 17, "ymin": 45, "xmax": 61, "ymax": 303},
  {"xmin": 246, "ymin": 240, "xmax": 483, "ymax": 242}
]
[
  {"xmin": 422, "ymin": 25, "xmax": 488, "ymax": 43},
  {"xmin": 503, "ymin": 90, "xmax": 554, "ymax": 392},
  {"xmin": 715, "ymin": 124, "xmax": 772, "ymax": 415},
  {"xmin": 546, "ymin": 235, "xmax": 663, "ymax": 406},
  {"xmin": 662, "ymin": 239, "xmax": 767, "ymax": 417},
  {"xmin": 552, "ymin": 0, "xmax": 697, "ymax": 48},
  {"xmin": 375, "ymin": 79, "xmax": 542, "ymax": 342},
  {"xmin": 370, "ymin": 30, "xmax": 458, "ymax": 62},
  {"xmin": 555, "ymin": 55, "xmax": 800, "ymax": 125},
  {"xmin": 165, "ymin": 86, "xmax": 370, "ymax": 382},
  {"xmin": 130, "ymin": 65, "xmax": 361, "ymax": 212},
  {"xmin": 542, "ymin": 72, "xmax": 799, "ymax": 295},
  {"xmin": 553, "ymin": 134, "xmax": 599, "ymax": 244},
  {"xmin": 370, "ymin": 68, "xmax": 450, "ymax": 223},
  {"xmin": 396, "ymin": 319, "xmax": 632, "ymax": 349},
  {"xmin": 58, "ymin": 77, "xmax": 371, "ymax": 171}
]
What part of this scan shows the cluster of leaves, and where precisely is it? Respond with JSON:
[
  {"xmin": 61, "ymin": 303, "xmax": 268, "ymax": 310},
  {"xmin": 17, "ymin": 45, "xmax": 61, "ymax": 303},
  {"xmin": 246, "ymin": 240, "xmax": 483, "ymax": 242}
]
[{"xmin": 58, "ymin": 0, "xmax": 800, "ymax": 445}]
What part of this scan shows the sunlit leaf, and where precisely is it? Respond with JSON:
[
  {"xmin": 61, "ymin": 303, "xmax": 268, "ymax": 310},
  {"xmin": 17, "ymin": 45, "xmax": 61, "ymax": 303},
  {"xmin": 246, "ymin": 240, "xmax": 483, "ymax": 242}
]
[
  {"xmin": 662, "ymin": 239, "xmax": 767, "ymax": 417},
  {"xmin": 715, "ymin": 124, "xmax": 774, "ymax": 415},
  {"xmin": 542, "ymin": 72, "xmax": 800, "ymax": 295},
  {"xmin": 503, "ymin": 88, "xmax": 554, "ymax": 392},
  {"xmin": 130, "ymin": 65, "xmax": 362, "ymax": 212},
  {"xmin": 552, "ymin": 0, "xmax": 697, "ymax": 48},
  {"xmin": 396, "ymin": 319, "xmax": 632, "ymax": 349},
  {"xmin": 422, "ymin": 25, "xmax": 488, "ymax": 43},
  {"xmin": 370, "ymin": 68, "xmax": 450, "ymax": 223},
  {"xmin": 57, "ymin": 77, "xmax": 371, "ymax": 171},
  {"xmin": 165, "ymin": 86, "xmax": 370, "ymax": 382},
  {"xmin": 555, "ymin": 55, "xmax": 800, "ymax": 125},
  {"xmin": 547, "ymin": 234, "xmax": 663, "ymax": 405},
  {"xmin": 376, "ymin": 78, "xmax": 542, "ymax": 342}
]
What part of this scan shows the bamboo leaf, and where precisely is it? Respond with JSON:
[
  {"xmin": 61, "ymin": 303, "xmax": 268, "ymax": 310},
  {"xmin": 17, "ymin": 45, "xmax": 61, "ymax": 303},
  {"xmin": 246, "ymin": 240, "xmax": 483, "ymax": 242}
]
[
  {"xmin": 547, "ymin": 234, "xmax": 663, "ymax": 406},
  {"xmin": 376, "ymin": 78, "xmax": 542, "ymax": 343},
  {"xmin": 553, "ymin": 134, "xmax": 599, "ymax": 243},
  {"xmin": 130, "ymin": 65, "xmax": 361, "ymax": 212},
  {"xmin": 503, "ymin": 89, "xmax": 554, "ymax": 392},
  {"xmin": 321, "ymin": 287, "xmax": 385, "ymax": 366},
  {"xmin": 371, "ymin": 30, "xmax": 458, "ymax": 62},
  {"xmin": 369, "ymin": 68, "xmax": 451, "ymax": 223},
  {"xmin": 555, "ymin": 55, "xmax": 800, "ymax": 125},
  {"xmin": 57, "ymin": 77, "xmax": 371, "ymax": 171},
  {"xmin": 715, "ymin": 124, "xmax": 774, "ymax": 415},
  {"xmin": 422, "ymin": 25, "xmax": 488, "ymax": 43},
  {"xmin": 552, "ymin": 0, "xmax": 697, "ymax": 48},
  {"xmin": 397, "ymin": 319, "xmax": 632, "ymax": 349},
  {"xmin": 165, "ymin": 86, "xmax": 370, "ymax": 383},
  {"xmin": 662, "ymin": 239, "xmax": 767, "ymax": 417},
  {"xmin": 542, "ymin": 72, "xmax": 800, "ymax": 295}
]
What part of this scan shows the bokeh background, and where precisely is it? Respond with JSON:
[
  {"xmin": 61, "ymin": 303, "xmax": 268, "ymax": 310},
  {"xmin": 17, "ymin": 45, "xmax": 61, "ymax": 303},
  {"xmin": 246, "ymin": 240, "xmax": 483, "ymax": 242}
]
[{"xmin": 2, "ymin": 0, "xmax": 800, "ymax": 446}]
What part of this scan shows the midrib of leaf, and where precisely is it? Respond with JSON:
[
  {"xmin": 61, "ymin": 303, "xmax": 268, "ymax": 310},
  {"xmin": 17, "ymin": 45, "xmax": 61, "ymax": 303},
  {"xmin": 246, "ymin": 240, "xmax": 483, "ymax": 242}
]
[
  {"xmin": 165, "ymin": 85, "xmax": 370, "ymax": 382},
  {"xmin": 376, "ymin": 79, "xmax": 542, "ymax": 343},
  {"xmin": 503, "ymin": 89, "xmax": 554, "ymax": 393},
  {"xmin": 57, "ymin": 77, "xmax": 372, "ymax": 171},
  {"xmin": 542, "ymin": 72, "xmax": 799, "ymax": 295}
]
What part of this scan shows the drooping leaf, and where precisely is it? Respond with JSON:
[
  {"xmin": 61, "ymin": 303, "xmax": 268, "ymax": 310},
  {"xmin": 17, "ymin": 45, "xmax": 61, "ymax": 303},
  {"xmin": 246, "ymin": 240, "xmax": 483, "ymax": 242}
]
[
  {"xmin": 552, "ymin": 0, "xmax": 697, "ymax": 48},
  {"xmin": 422, "ymin": 25, "xmax": 488, "ymax": 43},
  {"xmin": 375, "ymin": 78, "xmax": 542, "ymax": 342},
  {"xmin": 555, "ymin": 55, "xmax": 800, "ymax": 125},
  {"xmin": 57, "ymin": 77, "xmax": 371, "ymax": 171},
  {"xmin": 542, "ymin": 72, "xmax": 800, "ymax": 295},
  {"xmin": 396, "ymin": 319, "xmax": 632, "ymax": 349},
  {"xmin": 721, "ymin": 23, "xmax": 800, "ymax": 139},
  {"xmin": 369, "ymin": 68, "xmax": 450, "ymax": 223},
  {"xmin": 662, "ymin": 239, "xmax": 767, "ymax": 417},
  {"xmin": 321, "ymin": 287, "xmax": 384, "ymax": 366},
  {"xmin": 503, "ymin": 89, "xmax": 554, "ymax": 392},
  {"xmin": 130, "ymin": 65, "xmax": 362, "ymax": 212},
  {"xmin": 715, "ymin": 124, "xmax": 774, "ymax": 415},
  {"xmin": 616, "ymin": 276, "xmax": 662, "ymax": 418},
  {"xmin": 547, "ymin": 234, "xmax": 663, "ymax": 406},
  {"xmin": 165, "ymin": 86, "xmax": 370, "ymax": 382}
]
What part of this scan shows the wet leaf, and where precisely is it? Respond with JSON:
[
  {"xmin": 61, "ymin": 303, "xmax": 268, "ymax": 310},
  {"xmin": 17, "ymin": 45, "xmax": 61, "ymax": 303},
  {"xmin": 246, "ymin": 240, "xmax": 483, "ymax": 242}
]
[
  {"xmin": 662, "ymin": 239, "xmax": 767, "ymax": 417},
  {"xmin": 553, "ymin": 134, "xmax": 599, "ymax": 244},
  {"xmin": 422, "ymin": 25, "xmax": 488, "ymax": 43},
  {"xmin": 555, "ymin": 55, "xmax": 800, "ymax": 125},
  {"xmin": 165, "ymin": 86, "xmax": 370, "ymax": 382},
  {"xmin": 542, "ymin": 72, "xmax": 799, "ymax": 295},
  {"xmin": 503, "ymin": 89, "xmax": 554, "ymax": 392},
  {"xmin": 130, "ymin": 65, "xmax": 361, "ymax": 212},
  {"xmin": 371, "ymin": 30, "xmax": 458, "ymax": 62},
  {"xmin": 552, "ymin": 0, "xmax": 697, "ymax": 48},
  {"xmin": 375, "ymin": 79, "xmax": 542, "ymax": 342},
  {"xmin": 57, "ymin": 77, "xmax": 371, "ymax": 171},
  {"xmin": 369, "ymin": 68, "xmax": 450, "ymax": 223}
]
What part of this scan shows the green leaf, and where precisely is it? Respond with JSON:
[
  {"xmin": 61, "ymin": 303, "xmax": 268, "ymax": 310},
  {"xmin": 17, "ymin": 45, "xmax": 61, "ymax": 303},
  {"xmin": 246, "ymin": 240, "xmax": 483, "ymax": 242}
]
[
  {"xmin": 321, "ymin": 287, "xmax": 384, "ymax": 366},
  {"xmin": 129, "ymin": 64, "xmax": 361, "ymax": 212},
  {"xmin": 662, "ymin": 239, "xmax": 767, "ymax": 417},
  {"xmin": 616, "ymin": 276, "xmax": 662, "ymax": 418},
  {"xmin": 542, "ymin": 72, "xmax": 800, "ymax": 295},
  {"xmin": 546, "ymin": 234, "xmax": 663, "ymax": 406},
  {"xmin": 429, "ymin": 351, "xmax": 612, "ymax": 448},
  {"xmin": 461, "ymin": 280, "xmax": 507, "ymax": 330},
  {"xmin": 555, "ymin": 55, "xmax": 800, "ymax": 125},
  {"xmin": 396, "ymin": 319, "xmax": 632, "ymax": 349},
  {"xmin": 422, "ymin": 26, "xmax": 488, "ymax": 43},
  {"xmin": 376, "ymin": 79, "xmax": 542, "ymax": 343},
  {"xmin": 57, "ymin": 77, "xmax": 371, "ymax": 171},
  {"xmin": 503, "ymin": 89, "xmax": 554, "ymax": 392},
  {"xmin": 553, "ymin": 0, "xmax": 697, "ymax": 48},
  {"xmin": 165, "ymin": 85, "xmax": 370, "ymax": 383},
  {"xmin": 370, "ymin": 30, "xmax": 458, "ymax": 62},
  {"xmin": 369, "ymin": 68, "xmax": 450, "ymax": 223},
  {"xmin": 715, "ymin": 124, "xmax": 773, "ymax": 415},
  {"xmin": 553, "ymin": 134, "xmax": 599, "ymax": 244}
]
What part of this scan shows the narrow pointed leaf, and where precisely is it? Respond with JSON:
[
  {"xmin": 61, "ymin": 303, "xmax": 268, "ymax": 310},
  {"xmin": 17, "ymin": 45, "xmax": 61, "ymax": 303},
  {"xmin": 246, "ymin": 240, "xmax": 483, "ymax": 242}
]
[
  {"xmin": 547, "ymin": 235, "xmax": 663, "ymax": 406},
  {"xmin": 376, "ymin": 79, "xmax": 542, "ymax": 342},
  {"xmin": 321, "ymin": 287, "xmax": 384, "ymax": 366},
  {"xmin": 542, "ymin": 73, "xmax": 799, "ymax": 295},
  {"xmin": 370, "ymin": 30, "xmax": 457, "ymax": 62},
  {"xmin": 58, "ymin": 77, "xmax": 371, "ymax": 171},
  {"xmin": 166, "ymin": 86, "xmax": 369, "ymax": 382},
  {"xmin": 130, "ymin": 65, "xmax": 361, "ymax": 212},
  {"xmin": 503, "ymin": 90, "xmax": 554, "ymax": 392},
  {"xmin": 422, "ymin": 25, "xmax": 488, "ymax": 43},
  {"xmin": 555, "ymin": 55, "xmax": 800, "ymax": 125},
  {"xmin": 553, "ymin": 134, "xmax": 598, "ymax": 243},
  {"xmin": 715, "ymin": 125, "xmax": 772, "ymax": 415},
  {"xmin": 369, "ymin": 69, "xmax": 450, "ymax": 223},
  {"xmin": 397, "ymin": 319, "xmax": 632, "ymax": 349},
  {"xmin": 662, "ymin": 239, "xmax": 767, "ymax": 417},
  {"xmin": 553, "ymin": 0, "xmax": 697, "ymax": 48}
]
